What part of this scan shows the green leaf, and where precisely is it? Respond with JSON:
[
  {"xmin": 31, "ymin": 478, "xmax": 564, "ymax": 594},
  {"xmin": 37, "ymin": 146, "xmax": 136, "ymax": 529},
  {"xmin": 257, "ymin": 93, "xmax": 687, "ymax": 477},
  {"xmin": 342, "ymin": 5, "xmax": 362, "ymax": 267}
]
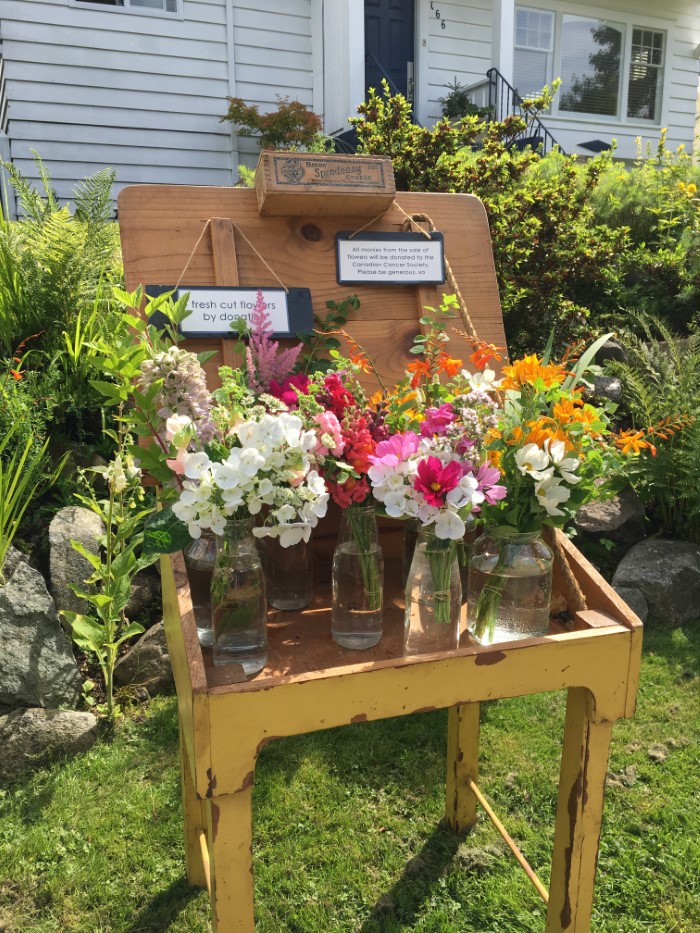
[
  {"xmin": 115, "ymin": 622, "xmax": 145, "ymax": 649},
  {"xmin": 143, "ymin": 507, "xmax": 192, "ymax": 555},
  {"xmin": 68, "ymin": 540, "xmax": 102, "ymax": 571},
  {"xmin": 69, "ymin": 615, "xmax": 108, "ymax": 654}
]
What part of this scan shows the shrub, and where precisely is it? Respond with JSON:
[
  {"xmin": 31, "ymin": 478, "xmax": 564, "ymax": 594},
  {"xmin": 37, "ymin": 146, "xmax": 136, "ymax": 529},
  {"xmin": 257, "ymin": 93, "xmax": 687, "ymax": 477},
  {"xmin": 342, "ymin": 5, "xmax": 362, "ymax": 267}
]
[
  {"xmin": 221, "ymin": 96, "xmax": 327, "ymax": 151},
  {"xmin": 351, "ymin": 82, "xmax": 627, "ymax": 355}
]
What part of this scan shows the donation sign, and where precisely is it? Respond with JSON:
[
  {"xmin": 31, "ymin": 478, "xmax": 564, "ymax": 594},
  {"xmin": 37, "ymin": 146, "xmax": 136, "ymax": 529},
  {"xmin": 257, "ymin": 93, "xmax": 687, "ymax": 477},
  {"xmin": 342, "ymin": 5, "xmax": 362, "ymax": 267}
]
[{"xmin": 336, "ymin": 232, "xmax": 445, "ymax": 285}]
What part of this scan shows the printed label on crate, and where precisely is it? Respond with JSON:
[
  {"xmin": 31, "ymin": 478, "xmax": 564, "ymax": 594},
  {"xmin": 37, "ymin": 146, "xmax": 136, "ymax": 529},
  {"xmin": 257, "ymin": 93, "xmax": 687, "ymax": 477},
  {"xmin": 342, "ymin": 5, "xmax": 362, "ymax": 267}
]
[
  {"xmin": 270, "ymin": 155, "xmax": 391, "ymax": 190},
  {"xmin": 336, "ymin": 232, "xmax": 445, "ymax": 285},
  {"xmin": 144, "ymin": 286, "xmax": 313, "ymax": 337}
]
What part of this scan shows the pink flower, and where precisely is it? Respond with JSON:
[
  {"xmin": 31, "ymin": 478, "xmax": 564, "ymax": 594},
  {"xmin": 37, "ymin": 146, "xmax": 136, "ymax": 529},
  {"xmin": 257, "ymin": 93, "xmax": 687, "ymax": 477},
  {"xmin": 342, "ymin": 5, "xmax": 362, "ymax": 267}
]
[
  {"xmin": 268, "ymin": 373, "xmax": 310, "ymax": 409},
  {"xmin": 166, "ymin": 449, "xmax": 187, "ymax": 476},
  {"xmin": 369, "ymin": 431, "xmax": 421, "ymax": 467},
  {"xmin": 413, "ymin": 456, "xmax": 462, "ymax": 507},
  {"xmin": 420, "ymin": 404, "xmax": 457, "ymax": 437},
  {"xmin": 474, "ymin": 463, "xmax": 507, "ymax": 509},
  {"xmin": 314, "ymin": 410, "xmax": 345, "ymax": 457}
]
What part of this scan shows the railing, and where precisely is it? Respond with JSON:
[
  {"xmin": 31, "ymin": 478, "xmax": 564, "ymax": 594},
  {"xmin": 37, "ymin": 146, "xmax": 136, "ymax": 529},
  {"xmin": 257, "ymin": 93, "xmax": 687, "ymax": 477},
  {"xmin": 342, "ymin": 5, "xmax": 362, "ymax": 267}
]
[{"xmin": 485, "ymin": 67, "xmax": 564, "ymax": 155}]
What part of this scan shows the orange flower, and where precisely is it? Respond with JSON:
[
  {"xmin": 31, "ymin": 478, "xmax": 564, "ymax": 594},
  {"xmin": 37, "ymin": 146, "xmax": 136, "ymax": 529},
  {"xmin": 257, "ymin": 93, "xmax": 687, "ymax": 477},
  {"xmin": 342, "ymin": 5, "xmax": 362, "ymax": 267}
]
[
  {"xmin": 436, "ymin": 352, "xmax": 462, "ymax": 378},
  {"xmin": 9, "ymin": 369, "xmax": 22, "ymax": 381},
  {"xmin": 407, "ymin": 359, "xmax": 431, "ymax": 388},
  {"xmin": 551, "ymin": 397, "xmax": 583, "ymax": 424},
  {"xmin": 615, "ymin": 430, "xmax": 655, "ymax": 456},
  {"xmin": 501, "ymin": 355, "xmax": 567, "ymax": 390},
  {"xmin": 484, "ymin": 426, "xmax": 503, "ymax": 446},
  {"xmin": 525, "ymin": 418, "xmax": 574, "ymax": 451},
  {"xmin": 487, "ymin": 449, "xmax": 503, "ymax": 470},
  {"xmin": 468, "ymin": 339, "xmax": 505, "ymax": 371},
  {"xmin": 505, "ymin": 425, "xmax": 523, "ymax": 446}
]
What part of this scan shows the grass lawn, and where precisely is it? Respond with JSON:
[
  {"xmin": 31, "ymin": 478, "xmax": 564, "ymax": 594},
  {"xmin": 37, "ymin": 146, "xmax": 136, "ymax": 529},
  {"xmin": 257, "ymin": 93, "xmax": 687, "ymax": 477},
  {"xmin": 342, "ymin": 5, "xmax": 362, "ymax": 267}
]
[{"xmin": 0, "ymin": 620, "xmax": 698, "ymax": 932}]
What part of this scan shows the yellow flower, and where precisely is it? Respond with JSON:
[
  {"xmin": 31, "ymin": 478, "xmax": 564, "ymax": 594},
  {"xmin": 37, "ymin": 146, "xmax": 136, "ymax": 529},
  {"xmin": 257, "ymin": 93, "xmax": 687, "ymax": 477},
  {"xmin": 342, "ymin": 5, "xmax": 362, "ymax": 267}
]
[{"xmin": 687, "ymin": 183, "xmax": 697, "ymax": 197}]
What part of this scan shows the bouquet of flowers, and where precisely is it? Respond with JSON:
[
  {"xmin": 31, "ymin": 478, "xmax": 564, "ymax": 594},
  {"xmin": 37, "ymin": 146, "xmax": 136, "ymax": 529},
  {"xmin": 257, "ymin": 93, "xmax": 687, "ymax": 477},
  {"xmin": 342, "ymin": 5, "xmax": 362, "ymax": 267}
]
[{"xmin": 468, "ymin": 334, "xmax": 688, "ymax": 640}]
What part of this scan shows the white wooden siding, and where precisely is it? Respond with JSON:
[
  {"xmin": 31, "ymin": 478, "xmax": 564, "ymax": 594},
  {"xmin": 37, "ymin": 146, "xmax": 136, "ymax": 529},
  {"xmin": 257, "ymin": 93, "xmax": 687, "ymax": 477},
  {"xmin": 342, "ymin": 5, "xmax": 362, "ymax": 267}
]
[{"xmin": 423, "ymin": 0, "xmax": 494, "ymax": 124}]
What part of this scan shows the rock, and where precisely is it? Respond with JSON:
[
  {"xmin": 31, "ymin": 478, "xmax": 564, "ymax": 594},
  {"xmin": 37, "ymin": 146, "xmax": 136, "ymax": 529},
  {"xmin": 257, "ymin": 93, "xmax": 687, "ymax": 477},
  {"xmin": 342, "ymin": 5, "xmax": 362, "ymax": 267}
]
[
  {"xmin": 575, "ymin": 486, "xmax": 646, "ymax": 543},
  {"xmin": 0, "ymin": 707, "xmax": 98, "ymax": 779},
  {"xmin": 612, "ymin": 539, "xmax": 700, "ymax": 624},
  {"xmin": 0, "ymin": 556, "xmax": 82, "ymax": 708},
  {"xmin": 49, "ymin": 506, "xmax": 104, "ymax": 623},
  {"xmin": 592, "ymin": 375, "xmax": 623, "ymax": 405},
  {"xmin": 613, "ymin": 586, "xmax": 649, "ymax": 623},
  {"xmin": 125, "ymin": 568, "xmax": 162, "ymax": 627},
  {"xmin": 595, "ymin": 339, "xmax": 628, "ymax": 365},
  {"xmin": 114, "ymin": 620, "xmax": 173, "ymax": 695}
]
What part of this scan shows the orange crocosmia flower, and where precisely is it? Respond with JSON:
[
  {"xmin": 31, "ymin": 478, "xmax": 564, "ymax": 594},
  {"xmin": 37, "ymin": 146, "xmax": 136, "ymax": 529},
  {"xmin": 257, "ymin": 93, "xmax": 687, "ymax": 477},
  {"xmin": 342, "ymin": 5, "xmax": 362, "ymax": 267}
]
[
  {"xmin": 501, "ymin": 355, "xmax": 567, "ymax": 390},
  {"xmin": 469, "ymin": 339, "xmax": 505, "ymax": 371},
  {"xmin": 437, "ymin": 352, "xmax": 462, "ymax": 378},
  {"xmin": 9, "ymin": 369, "xmax": 22, "ymax": 381},
  {"xmin": 369, "ymin": 390, "xmax": 383, "ymax": 407},
  {"xmin": 407, "ymin": 359, "xmax": 431, "ymax": 388}
]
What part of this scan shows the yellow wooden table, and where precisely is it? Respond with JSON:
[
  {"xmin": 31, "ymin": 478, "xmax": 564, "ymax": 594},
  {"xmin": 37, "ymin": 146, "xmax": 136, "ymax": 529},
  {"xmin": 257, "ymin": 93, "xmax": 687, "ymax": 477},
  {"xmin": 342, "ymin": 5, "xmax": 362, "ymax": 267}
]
[{"xmin": 162, "ymin": 523, "xmax": 642, "ymax": 933}]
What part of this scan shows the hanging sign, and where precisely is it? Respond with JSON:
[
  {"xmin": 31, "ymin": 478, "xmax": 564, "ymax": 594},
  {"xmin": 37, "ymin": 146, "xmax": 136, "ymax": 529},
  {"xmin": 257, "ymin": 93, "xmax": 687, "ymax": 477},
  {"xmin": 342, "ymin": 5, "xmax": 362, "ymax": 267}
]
[
  {"xmin": 144, "ymin": 286, "xmax": 313, "ymax": 337},
  {"xmin": 336, "ymin": 232, "xmax": 445, "ymax": 285}
]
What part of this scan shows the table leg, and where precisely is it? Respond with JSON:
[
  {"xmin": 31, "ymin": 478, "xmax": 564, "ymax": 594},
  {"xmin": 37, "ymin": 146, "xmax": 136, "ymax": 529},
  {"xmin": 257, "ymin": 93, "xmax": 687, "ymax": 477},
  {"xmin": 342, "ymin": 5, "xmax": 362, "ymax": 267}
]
[
  {"xmin": 445, "ymin": 702, "xmax": 480, "ymax": 834},
  {"xmin": 180, "ymin": 722, "xmax": 207, "ymax": 888},
  {"xmin": 546, "ymin": 687, "xmax": 614, "ymax": 932},
  {"xmin": 208, "ymin": 772, "xmax": 256, "ymax": 933}
]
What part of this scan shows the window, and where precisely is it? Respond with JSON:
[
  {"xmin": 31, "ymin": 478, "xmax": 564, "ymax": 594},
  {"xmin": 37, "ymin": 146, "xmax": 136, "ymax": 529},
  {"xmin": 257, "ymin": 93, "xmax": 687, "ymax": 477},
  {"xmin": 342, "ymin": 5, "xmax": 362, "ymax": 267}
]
[
  {"xmin": 514, "ymin": 8, "xmax": 554, "ymax": 98},
  {"xmin": 76, "ymin": 0, "xmax": 179, "ymax": 13},
  {"xmin": 514, "ymin": 6, "xmax": 665, "ymax": 124}
]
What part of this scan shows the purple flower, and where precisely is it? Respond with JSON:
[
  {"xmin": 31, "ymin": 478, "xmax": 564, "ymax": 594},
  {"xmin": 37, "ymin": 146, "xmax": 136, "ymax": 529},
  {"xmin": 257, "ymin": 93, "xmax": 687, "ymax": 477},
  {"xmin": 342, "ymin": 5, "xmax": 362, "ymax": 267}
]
[
  {"xmin": 246, "ymin": 290, "xmax": 303, "ymax": 393},
  {"xmin": 475, "ymin": 463, "xmax": 507, "ymax": 505}
]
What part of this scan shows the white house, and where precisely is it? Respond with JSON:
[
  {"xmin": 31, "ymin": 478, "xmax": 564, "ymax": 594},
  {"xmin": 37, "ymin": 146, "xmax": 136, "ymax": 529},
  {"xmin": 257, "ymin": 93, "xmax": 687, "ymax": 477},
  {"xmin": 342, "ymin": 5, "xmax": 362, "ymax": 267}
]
[{"xmin": 0, "ymin": 0, "xmax": 698, "ymax": 208}]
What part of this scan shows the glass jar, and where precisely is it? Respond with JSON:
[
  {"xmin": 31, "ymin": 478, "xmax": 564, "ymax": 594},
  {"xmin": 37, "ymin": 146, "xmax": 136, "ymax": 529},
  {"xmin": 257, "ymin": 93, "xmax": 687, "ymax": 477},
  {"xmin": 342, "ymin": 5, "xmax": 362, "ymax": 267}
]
[
  {"xmin": 467, "ymin": 527, "xmax": 553, "ymax": 646},
  {"xmin": 184, "ymin": 531, "xmax": 218, "ymax": 647},
  {"xmin": 331, "ymin": 504, "xmax": 383, "ymax": 649},
  {"xmin": 210, "ymin": 517, "xmax": 268, "ymax": 675},
  {"xmin": 404, "ymin": 527, "xmax": 461, "ymax": 655},
  {"xmin": 264, "ymin": 535, "xmax": 313, "ymax": 611}
]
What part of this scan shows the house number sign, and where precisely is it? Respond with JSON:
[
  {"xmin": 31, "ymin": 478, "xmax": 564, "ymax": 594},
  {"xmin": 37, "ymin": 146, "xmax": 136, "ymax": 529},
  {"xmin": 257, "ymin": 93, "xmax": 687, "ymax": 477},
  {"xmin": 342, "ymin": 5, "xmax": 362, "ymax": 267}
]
[{"xmin": 336, "ymin": 232, "xmax": 445, "ymax": 285}]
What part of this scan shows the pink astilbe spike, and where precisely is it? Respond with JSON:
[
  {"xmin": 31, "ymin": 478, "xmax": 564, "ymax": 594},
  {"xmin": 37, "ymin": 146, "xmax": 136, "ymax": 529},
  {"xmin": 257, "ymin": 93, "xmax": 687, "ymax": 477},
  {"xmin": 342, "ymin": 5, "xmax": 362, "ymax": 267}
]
[{"xmin": 246, "ymin": 289, "xmax": 303, "ymax": 394}]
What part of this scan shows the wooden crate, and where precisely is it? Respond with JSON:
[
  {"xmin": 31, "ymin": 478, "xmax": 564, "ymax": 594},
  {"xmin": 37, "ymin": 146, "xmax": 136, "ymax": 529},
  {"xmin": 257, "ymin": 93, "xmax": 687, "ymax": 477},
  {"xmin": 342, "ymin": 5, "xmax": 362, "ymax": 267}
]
[
  {"xmin": 117, "ymin": 182, "xmax": 643, "ymax": 933},
  {"xmin": 254, "ymin": 151, "xmax": 396, "ymax": 217}
]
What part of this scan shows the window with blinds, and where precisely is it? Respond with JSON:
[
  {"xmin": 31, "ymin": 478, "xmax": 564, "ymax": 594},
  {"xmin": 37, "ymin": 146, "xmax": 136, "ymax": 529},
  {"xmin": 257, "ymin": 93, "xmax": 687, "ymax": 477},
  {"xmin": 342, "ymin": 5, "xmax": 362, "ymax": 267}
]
[
  {"xmin": 77, "ymin": 0, "xmax": 179, "ymax": 13},
  {"xmin": 513, "ymin": 6, "xmax": 666, "ymax": 124}
]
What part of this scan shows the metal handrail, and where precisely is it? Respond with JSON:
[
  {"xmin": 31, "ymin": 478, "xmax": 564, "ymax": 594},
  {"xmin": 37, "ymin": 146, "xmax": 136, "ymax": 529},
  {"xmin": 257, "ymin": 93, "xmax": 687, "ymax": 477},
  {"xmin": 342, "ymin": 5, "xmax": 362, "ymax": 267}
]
[{"xmin": 486, "ymin": 67, "xmax": 564, "ymax": 155}]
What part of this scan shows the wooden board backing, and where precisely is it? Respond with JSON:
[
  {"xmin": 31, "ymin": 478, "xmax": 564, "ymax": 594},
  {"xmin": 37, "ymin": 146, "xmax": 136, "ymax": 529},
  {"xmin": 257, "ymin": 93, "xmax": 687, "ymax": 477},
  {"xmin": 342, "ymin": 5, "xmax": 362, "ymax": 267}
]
[{"xmin": 117, "ymin": 185, "xmax": 507, "ymax": 391}]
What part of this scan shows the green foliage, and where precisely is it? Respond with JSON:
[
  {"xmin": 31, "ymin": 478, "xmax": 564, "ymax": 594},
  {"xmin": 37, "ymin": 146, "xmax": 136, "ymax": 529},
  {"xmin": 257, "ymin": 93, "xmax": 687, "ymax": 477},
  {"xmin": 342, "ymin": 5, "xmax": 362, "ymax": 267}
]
[
  {"xmin": 221, "ymin": 95, "xmax": 325, "ymax": 151},
  {"xmin": 299, "ymin": 293, "xmax": 361, "ymax": 374},
  {"xmin": 351, "ymin": 82, "xmax": 626, "ymax": 355},
  {"xmin": 590, "ymin": 134, "xmax": 700, "ymax": 332},
  {"xmin": 0, "ymin": 423, "xmax": 66, "ymax": 583},
  {"xmin": 608, "ymin": 315, "xmax": 700, "ymax": 541},
  {"xmin": 62, "ymin": 423, "xmax": 158, "ymax": 720},
  {"xmin": 438, "ymin": 78, "xmax": 492, "ymax": 121}
]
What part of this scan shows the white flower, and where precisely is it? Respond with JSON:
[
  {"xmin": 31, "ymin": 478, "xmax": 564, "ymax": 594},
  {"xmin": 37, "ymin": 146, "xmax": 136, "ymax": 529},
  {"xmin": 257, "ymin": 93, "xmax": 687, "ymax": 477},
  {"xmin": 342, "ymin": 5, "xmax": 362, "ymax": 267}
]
[
  {"xmin": 305, "ymin": 470, "xmax": 327, "ymax": 497},
  {"xmin": 463, "ymin": 367, "xmax": 502, "ymax": 391},
  {"xmin": 446, "ymin": 472, "xmax": 482, "ymax": 510},
  {"xmin": 165, "ymin": 414, "xmax": 195, "ymax": 446},
  {"xmin": 183, "ymin": 451, "xmax": 211, "ymax": 481},
  {"xmin": 384, "ymin": 490, "xmax": 408, "ymax": 518},
  {"xmin": 545, "ymin": 439, "xmax": 582, "ymax": 484},
  {"xmin": 434, "ymin": 509, "xmax": 466, "ymax": 540},
  {"xmin": 535, "ymin": 476, "xmax": 571, "ymax": 517},
  {"xmin": 515, "ymin": 443, "xmax": 553, "ymax": 480}
]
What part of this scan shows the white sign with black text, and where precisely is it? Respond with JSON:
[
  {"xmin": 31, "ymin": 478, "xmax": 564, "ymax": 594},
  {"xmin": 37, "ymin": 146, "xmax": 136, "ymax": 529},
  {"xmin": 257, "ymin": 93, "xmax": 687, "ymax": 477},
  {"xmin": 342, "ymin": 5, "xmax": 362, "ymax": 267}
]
[{"xmin": 336, "ymin": 232, "xmax": 445, "ymax": 285}]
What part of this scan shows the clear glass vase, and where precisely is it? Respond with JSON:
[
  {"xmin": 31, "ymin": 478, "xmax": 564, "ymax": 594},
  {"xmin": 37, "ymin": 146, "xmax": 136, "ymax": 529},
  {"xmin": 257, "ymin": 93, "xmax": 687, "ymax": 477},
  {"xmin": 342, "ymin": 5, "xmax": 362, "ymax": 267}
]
[
  {"xmin": 184, "ymin": 530, "xmax": 217, "ymax": 647},
  {"xmin": 467, "ymin": 527, "xmax": 553, "ymax": 646},
  {"xmin": 331, "ymin": 504, "xmax": 383, "ymax": 649},
  {"xmin": 404, "ymin": 527, "xmax": 461, "ymax": 655},
  {"xmin": 211, "ymin": 517, "xmax": 268, "ymax": 675},
  {"xmin": 264, "ymin": 535, "xmax": 313, "ymax": 611}
]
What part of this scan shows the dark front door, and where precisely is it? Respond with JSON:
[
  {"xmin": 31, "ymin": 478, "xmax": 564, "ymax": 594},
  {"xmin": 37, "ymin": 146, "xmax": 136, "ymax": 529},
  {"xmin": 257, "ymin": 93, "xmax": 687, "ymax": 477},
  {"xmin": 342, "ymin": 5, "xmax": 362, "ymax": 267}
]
[{"xmin": 365, "ymin": 0, "xmax": 415, "ymax": 101}]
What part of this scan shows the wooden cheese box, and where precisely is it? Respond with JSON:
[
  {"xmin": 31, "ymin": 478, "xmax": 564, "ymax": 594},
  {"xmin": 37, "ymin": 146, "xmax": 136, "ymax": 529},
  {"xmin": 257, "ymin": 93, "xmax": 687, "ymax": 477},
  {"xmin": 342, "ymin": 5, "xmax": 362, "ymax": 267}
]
[{"xmin": 254, "ymin": 151, "xmax": 396, "ymax": 217}]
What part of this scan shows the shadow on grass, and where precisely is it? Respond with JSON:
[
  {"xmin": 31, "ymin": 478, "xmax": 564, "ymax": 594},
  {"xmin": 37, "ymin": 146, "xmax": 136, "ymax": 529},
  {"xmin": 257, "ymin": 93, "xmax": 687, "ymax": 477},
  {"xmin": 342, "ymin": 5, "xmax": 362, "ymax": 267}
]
[
  {"xmin": 123, "ymin": 876, "xmax": 203, "ymax": 933},
  {"xmin": 359, "ymin": 822, "xmax": 465, "ymax": 932}
]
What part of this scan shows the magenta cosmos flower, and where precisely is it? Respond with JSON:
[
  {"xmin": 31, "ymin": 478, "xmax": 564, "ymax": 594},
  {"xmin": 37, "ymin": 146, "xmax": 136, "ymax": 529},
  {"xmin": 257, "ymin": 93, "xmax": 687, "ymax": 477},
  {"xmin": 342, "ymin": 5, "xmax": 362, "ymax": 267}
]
[
  {"xmin": 419, "ymin": 403, "xmax": 458, "ymax": 438},
  {"xmin": 268, "ymin": 373, "xmax": 310, "ymax": 409},
  {"xmin": 413, "ymin": 456, "xmax": 463, "ymax": 507}
]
